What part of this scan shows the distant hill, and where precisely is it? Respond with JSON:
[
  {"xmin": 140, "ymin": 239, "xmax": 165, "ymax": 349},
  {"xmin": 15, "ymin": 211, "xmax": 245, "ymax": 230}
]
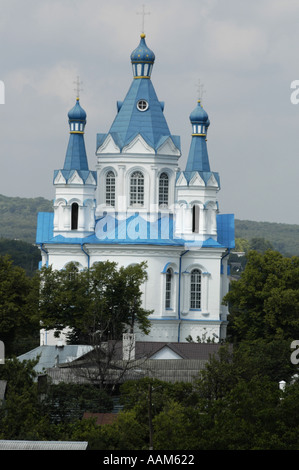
[
  {"xmin": 0, "ymin": 194, "xmax": 52, "ymax": 243},
  {"xmin": 235, "ymin": 219, "xmax": 299, "ymax": 257},
  {"xmin": 0, "ymin": 194, "xmax": 298, "ymax": 256}
]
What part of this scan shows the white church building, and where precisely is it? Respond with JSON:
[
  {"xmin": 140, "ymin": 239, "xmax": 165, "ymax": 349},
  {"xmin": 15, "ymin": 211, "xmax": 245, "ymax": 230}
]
[{"xmin": 36, "ymin": 33, "xmax": 234, "ymax": 346}]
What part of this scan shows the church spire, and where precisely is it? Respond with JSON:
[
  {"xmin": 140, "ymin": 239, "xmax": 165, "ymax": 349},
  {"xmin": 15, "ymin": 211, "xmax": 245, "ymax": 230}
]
[
  {"xmin": 185, "ymin": 99, "xmax": 211, "ymax": 173},
  {"xmin": 63, "ymin": 98, "xmax": 89, "ymax": 171}
]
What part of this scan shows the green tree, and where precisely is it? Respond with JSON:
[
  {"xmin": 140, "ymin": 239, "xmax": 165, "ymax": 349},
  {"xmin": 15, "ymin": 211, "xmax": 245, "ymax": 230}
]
[
  {"xmin": 38, "ymin": 261, "xmax": 152, "ymax": 343},
  {"xmin": 223, "ymin": 250, "xmax": 299, "ymax": 342},
  {"xmin": 0, "ymin": 255, "xmax": 40, "ymax": 355},
  {"xmin": 0, "ymin": 358, "xmax": 56, "ymax": 440},
  {"xmin": 249, "ymin": 237, "xmax": 274, "ymax": 253},
  {"xmin": 234, "ymin": 237, "xmax": 250, "ymax": 253},
  {"xmin": 152, "ymin": 400, "xmax": 196, "ymax": 450}
]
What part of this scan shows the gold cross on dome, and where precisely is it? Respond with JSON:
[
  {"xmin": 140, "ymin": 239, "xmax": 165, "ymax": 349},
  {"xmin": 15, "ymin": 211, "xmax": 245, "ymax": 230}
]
[
  {"xmin": 137, "ymin": 4, "xmax": 150, "ymax": 35},
  {"xmin": 74, "ymin": 76, "xmax": 83, "ymax": 100}
]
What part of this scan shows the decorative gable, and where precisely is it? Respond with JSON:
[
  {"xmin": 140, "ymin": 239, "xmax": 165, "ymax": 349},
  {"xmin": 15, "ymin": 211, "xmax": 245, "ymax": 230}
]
[
  {"xmin": 189, "ymin": 172, "xmax": 205, "ymax": 187},
  {"xmin": 85, "ymin": 172, "xmax": 97, "ymax": 185},
  {"xmin": 53, "ymin": 171, "xmax": 66, "ymax": 185},
  {"xmin": 150, "ymin": 346, "xmax": 183, "ymax": 360},
  {"xmin": 176, "ymin": 172, "xmax": 188, "ymax": 187},
  {"xmin": 96, "ymin": 134, "xmax": 120, "ymax": 155},
  {"xmin": 207, "ymin": 173, "xmax": 219, "ymax": 188},
  {"xmin": 157, "ymin": 136, "xmax": 181, "ymax": 156},
  {"xmin": 67, "ymin": 170, "xmax": 83, "ymax": 185},
  {"xmin": 122, "ymin": 134, "xmax": 155, "ymax": 154}
]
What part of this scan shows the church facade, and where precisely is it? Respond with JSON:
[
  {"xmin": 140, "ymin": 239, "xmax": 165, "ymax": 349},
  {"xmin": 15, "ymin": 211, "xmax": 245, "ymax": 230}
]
[{"xmin": 36, "ymin": 33, "xmax": 234, "ymax": 346}]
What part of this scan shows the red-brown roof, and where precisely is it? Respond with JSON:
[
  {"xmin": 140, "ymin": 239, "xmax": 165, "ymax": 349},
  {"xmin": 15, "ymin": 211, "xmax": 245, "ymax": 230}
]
[{"xmin": 83, "ymin": 412, "xmax": 118, "ymax": 425}]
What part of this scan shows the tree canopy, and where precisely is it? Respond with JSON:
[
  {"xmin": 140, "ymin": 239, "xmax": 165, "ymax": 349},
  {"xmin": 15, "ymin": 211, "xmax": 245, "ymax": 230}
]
[
  {"xmin": 38, "ymin": 261, "xmax": 152, "ymax": 344},
  {"xmin": 223, "ymin": 250, "xmax": 299, "ymax": 343},
  {"xmin": 0, "ymin": 255, "xmax": 40, "ymax": 355}
]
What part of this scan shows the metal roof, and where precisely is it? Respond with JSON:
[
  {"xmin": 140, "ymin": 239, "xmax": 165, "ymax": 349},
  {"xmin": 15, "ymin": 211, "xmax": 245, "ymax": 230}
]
[
  {"xmin": 0, "ymin": 440, "xmax": 88, "ymax": 450},
  {"xmin": 18, "ymin": 345, "xmax": 93, "ymax": 374},
  {"xmin": 36, "ymin": 211, "xmax": 234, "ymax": 249}
]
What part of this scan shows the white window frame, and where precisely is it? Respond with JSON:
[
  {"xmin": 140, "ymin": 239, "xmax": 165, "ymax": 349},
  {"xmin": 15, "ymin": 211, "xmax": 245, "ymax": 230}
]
[
  {"xmin": 130, "ymin": 171, "xmax": 144, "ymax": 206},
  {"xmin": 105, "ymin": 170, "xmax": 116, "ymax": 207},
  {"xmin": 190, "ymin": 268, "xmax": 201, "ymax": 309},
  {"xmin": 159, "ymin": 172, "xmax": 169, "ymax": 208}
]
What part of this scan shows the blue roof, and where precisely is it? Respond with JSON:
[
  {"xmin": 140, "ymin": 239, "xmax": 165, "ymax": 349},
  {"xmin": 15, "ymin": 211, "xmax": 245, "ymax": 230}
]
[
  {"xmin": 63, "ymin": 133, "xmax": 89, "ymax": 171},
  {"xmin": 36, "ymin": 212, "xmax": 234, "ymax": 249},
  {"xmin": 68, "ymin": 99, "xmax": 87, "ymax": 121},
  {"xmin": 216, "ymin": 213, "xmax": 235, "ymax": 249},
  {"xmin": 97, "ymin": 34, "xmax": 180, "ymax": 154},
  {"xmin": 99, "ymin": 78, "xmax": 179, "ymax": 152},
  {"xmin": 178, "ymin": 170, "xmax": 221, "ymax": 188},
  {"xmin": 54, "ymin": 99, "xmax": 96, "ymax": 182},
  {"xmin": 189, "ymin": 100, "xmax": 210, "ymax": 126},
  {"xmin": 131, "ymin": 34, "xmax": 155, "ymax": 64},
  {"xmin": 185, "ymin": 136, "xmax": 211, "ymax": 173},
  {"xmin": 184, "ymin": 100, "xmax": 212, "ymax": 174}
]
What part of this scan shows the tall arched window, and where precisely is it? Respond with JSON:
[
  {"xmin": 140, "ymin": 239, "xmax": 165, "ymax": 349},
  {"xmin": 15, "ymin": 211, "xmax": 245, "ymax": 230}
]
[
  {"xmin": 165, "ymin": 267, "xmax": 173, "ymax": 309},
  {"xmin": 190, "ymin": 268, "xmax": 201, "ymax": 309},
  {"xmin": 159, "ymin": 172, "xmax": 169, "ymax": 208},
  {"xmin": 106, "ymin": 170, "xmax": 116, "ymax": 207},
  {"xmin": 71, "ymin": 202, "xmax": 79, "ymax": 230},
  {"xmin": 130, "ymin": 171, "xmax": 144, "ymax": 206}
]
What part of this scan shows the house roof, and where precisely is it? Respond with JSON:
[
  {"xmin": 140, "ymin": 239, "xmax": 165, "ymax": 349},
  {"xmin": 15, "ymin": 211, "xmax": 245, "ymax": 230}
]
[
  {"xmin": 0, "ymin": 440, "xmax": 88, "ymax": 450},
  {"xmin": 110, "ymin": 340, "xmax": 224, "ymax": 360},
  {"xmin": 83, "ymin": 412, "xmax": 118, "ymax": 425},
  {"xmin": 18, "ymin": 345, "xmax": 93, "ymax": 374},
  {"xmin": 42, "ymin": 341, "xmax": 231, "ymax": 384}
]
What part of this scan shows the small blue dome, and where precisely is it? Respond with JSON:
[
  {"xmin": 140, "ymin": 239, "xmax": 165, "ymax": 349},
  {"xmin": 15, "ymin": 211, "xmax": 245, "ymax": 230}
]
[
  {"xmin": 131, "ymin": 34, "xmax": 155, "ymax": 64},
  {"xmin": 189, "ymin": 100, "xmax": 210, "ymax": 126},
  {"xmin": 68, "ymin": 98, "xmax": 87, "ymax": 122}
]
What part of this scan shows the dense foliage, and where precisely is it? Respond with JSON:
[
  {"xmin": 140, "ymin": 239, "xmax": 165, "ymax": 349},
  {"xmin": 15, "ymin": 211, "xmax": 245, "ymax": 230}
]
[
  {"xmin": 224, "ymin": 250, "xmax": 299, "ymax": 342},
  {"xmin": 0, "ymin": 255, "xmax": 40, "ymax": 355},
  {"xmin": 1, "ymin": 341, "xmax": 299, "ymax": 450},
  {"xmin": 0, "ymin": 238, "xmax": 41, "ymax": 276},
  {"xmin": 1, "ymin": 240, "xmax": 299, "ymax": 449},
  {"xmin": 38, "ymin": 261, "xmax": 152, "ymax": 343}
]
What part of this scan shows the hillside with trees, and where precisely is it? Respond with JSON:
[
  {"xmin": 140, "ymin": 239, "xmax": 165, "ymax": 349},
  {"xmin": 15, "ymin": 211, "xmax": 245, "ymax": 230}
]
[
  {"xmin": 235, "ymin": 219, "xmax": 299, "ymax": 257},
  {"xmin": 0, "ymin": 194, "xmax": 52, "ymax": 243}
]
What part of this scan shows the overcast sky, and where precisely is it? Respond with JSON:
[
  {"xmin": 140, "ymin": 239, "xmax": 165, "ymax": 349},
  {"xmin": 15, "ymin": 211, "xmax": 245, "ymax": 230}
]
[{"xmin": 0, "ymin": 0, "xmax": 299, "ymax": 225}]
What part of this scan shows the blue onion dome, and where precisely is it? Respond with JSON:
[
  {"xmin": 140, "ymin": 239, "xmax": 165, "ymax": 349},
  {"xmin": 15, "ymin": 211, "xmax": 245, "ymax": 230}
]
[
  {"xmin": 68, "ymin": 98, "xmax": 87, "ymax": 121},
  {"xmin": 68, "ymin": 98, "xmax": 86, "ymax": 133},
  {"xmin": 131, "ymin": 33, "xmax": 155, "ymax": 78},
  {"xmin": 189, "ymin": 100, "xmax": 210, "ymax": 136}
]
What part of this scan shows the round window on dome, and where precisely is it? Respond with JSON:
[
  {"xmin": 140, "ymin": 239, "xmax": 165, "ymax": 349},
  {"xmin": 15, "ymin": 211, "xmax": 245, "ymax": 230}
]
[{"xmin": 137, "ymin": 100, "xmax": 149, "ymax": 112}]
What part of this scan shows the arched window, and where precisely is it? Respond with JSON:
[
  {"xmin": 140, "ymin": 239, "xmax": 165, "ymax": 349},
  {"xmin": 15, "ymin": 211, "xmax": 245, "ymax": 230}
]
[
  {"xmin": 192, "ymin": 204, "xmax": 200, "ymax": 233},
  {"xmin": 130, "ymin": 171, "xmax": 144, "ymax": 206},
  {"xmin": 165, "ymin": 267, "xmax": 173, "ymax": 309},
  {"xmin": 190, "ymin": 268, "xmax": 201, "ymax": 309},
  {"xmin": 106, "ymin": 170, "xmax": 116, "ymax": 207},
  {"xmin": 71, "ymin": 202, "xmax": 79, "ymax": 230},
  {"xmin": 159, "ymin": 172, "xmax": 169, "ymax": 208}
]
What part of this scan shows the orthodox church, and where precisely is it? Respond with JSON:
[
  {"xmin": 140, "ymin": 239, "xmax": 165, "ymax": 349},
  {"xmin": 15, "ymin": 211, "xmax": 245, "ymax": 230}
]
[{"xmin": 36, "ymin": 33, "xmax": 234, "ymax": 346}]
